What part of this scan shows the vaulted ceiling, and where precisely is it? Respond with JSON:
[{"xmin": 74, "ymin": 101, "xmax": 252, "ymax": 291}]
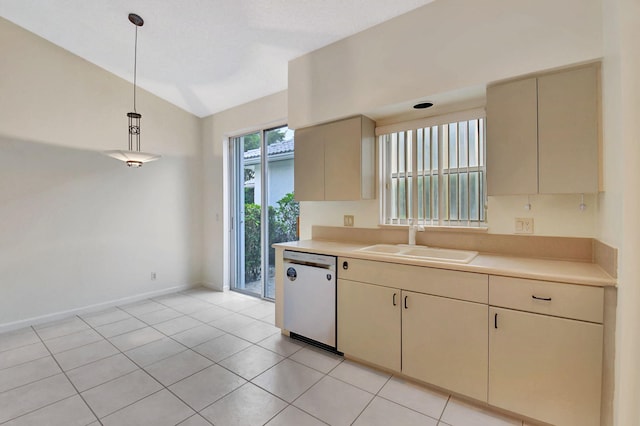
[{"xmin": 0, "ymin": 0, "xmax": 434, "ymax": 117}]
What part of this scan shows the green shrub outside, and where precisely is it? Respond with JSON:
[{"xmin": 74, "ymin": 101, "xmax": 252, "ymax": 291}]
[{"xmin": 244, "ymin": 192, "xmax": 299, "ymax": 282}]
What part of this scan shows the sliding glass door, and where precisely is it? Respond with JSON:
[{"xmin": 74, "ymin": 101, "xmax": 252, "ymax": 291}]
[{"xmin": 230, "ymin": 126, "xmax": 298, "ymax": 299}]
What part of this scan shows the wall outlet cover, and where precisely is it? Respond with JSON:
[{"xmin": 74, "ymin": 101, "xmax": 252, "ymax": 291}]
[
  {"xmin": 515, "ymin": 217, "xmax": 534, "ymax": 234},
  {"xmin": 344, "ymin": 215, "xmax": 355, "ymax": 227}
]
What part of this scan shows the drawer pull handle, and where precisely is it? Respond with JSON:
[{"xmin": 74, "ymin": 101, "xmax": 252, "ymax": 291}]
[
  {"xmin": 494, "ymin": 313, "xmax": 498, "ymax": 329},
  {"xmin": 392, "ymin": 293, "xmax": 397, "ymax": 306},
  {"xmin": 342, "ymin": 261, "xmax": 349, "ymax": 270},
  {"xmin": 532, "ymin": 295, "xmax": 552, "ymax": 301},
  {"xmin": 404, "ymin": 296, "xmax": 408, "ymax": 309}
]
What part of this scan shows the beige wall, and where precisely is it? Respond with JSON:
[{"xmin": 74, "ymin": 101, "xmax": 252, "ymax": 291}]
[
  {"xmin": 288, "ymin": 0, "xmax": 603, "ymax": 129},
  {"xmin": 299, "ymin": 194, "xmax": 599, "ymax": 240},
  {"xmin": 601, "ymin": 0, "xmax": 640, "ymax": 424},
  {"xmin": 0, "ymin": 18, "xmax": 203, "ymax": 329},
  {"xmin": 289, "ymin": 0, "xmax": 605, "ymax": 241},
  {"xmin": 3, "ymin": 3, "xmax": 638, "ymax": 423},
  {"xmin": 201, "ymin": 91, "xmax": 287, "ymax": 291}
]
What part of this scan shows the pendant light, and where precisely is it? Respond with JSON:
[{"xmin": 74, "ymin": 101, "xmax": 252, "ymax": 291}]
[{"xmin": 104, "ymin": 13, "xmax": 160, "ymax": 168}]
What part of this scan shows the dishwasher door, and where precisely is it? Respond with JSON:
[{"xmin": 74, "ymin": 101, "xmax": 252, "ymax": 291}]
[{"xmin": 283, "ymin": 254, "xmax": 336, "ymax": 348}]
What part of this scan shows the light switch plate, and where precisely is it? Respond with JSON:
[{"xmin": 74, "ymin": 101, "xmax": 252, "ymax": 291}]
[
  {"xmin": 515, "ymin": 217, "xmax": 534, "ymax": 234},
  {"xmin": 344, "ymin": 215, "xmax": 354, "ymax": 227}
]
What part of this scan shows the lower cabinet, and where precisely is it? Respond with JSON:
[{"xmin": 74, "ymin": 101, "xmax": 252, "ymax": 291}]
[
  {"xmin": 337, "ymin": 279, "xmax": 401, "ymax": 371},
  {"xmin": 337, "ymin": 279, "xmax": 487, "ymax": 401},
  {"xmin": 403, "ymin": 291, "xmax": 488, "ymax": 401},
  {"xmin": 335, "ymin": 260, "xmax": 605, "ymax": 426},
  {"xmin": 489, "ymin": 307, "xmax": 603, "ymax": 426}
]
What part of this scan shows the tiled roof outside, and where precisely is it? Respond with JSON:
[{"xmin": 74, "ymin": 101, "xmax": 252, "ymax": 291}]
[{"xmin": 244, "ymin": 138, "xmax": 293, "ymax": 159}]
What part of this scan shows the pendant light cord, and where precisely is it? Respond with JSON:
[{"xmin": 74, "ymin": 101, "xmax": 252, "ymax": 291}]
[{"xmin": 133, "ymin": 25, "xmax": 138, "ymax": 113}]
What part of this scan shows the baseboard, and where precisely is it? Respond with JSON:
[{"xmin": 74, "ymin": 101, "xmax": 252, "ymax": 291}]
[
  {"xmin": 197, "ymin": 281, "xmax": 224, "ymax": 292},
  {"xmin": 0, "ymin": 284, "xmax": 194, "ymax": 334}
]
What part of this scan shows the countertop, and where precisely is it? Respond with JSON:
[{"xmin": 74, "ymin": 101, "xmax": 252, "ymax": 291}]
[{"xmin": 274, "ymin": 240, "xmax": 616, "ymax": 287}]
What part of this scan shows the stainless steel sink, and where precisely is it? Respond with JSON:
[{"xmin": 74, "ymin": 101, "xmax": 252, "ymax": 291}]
[{"xmin": 358, "ymin": 244, "xmax": 478, "ymax": 264}]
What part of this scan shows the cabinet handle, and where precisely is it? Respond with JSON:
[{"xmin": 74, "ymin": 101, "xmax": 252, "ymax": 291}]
[
  {"xmin": 342, "ymin": 261, "xmax": 349, "ymax": 270},
  {"xmin": 532, "ymin": 295, "xmax": 552, "ymax": 301},
  {"xmin": 392, "ymin": 293, "xmax": 397, "ymax": 306},
  {"xmin": 494, "ymin": 313, "xmax": 498, "ymax": 329},
  {"xmin": 404, "ymin": 295, "xmax": 408, "ymax": 309}
]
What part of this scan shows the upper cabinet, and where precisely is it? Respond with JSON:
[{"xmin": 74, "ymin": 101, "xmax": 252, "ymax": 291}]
[
  {"xmin": 294, "ymin": 115, "xmax": 376, "ymax": 201},
  {"xmin": 486, "ymin": 64, "xmax": 600, "ymax": 195}
]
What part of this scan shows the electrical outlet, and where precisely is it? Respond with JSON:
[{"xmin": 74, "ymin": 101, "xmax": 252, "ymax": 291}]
[
  {"xmin": 344, "ymin": 215, "xmax": 354, "ymax": 227},
  {"xmin": 151, "ymin": 272, "xmax": 157, "ymax": 280},
  {"xmin": 515, "ymin": 218, "xmax": 534, "ymax": 234}
]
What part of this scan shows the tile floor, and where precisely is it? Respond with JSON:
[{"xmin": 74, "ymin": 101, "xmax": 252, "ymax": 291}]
[{"xmin": 0, "ymin": 288, "xmax": 531, "ymax": 426}]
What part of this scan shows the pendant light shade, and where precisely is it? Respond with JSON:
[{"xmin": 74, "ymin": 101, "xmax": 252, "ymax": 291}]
[
  {"xmin": 104, "ymin": 13, "xmax": 160, "ymax": 167},
  {"xmin": 102, "ymin": 150, "xmax": 161, "ymax": 168}
]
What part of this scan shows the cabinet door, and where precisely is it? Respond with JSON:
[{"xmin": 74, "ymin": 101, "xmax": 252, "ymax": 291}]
[
  {"xmin": 403, "ymin": 291, "xmax": 488, "ymax": 401},
  {"xmin": 538, "ymin": 65, "xmax": 599, "ymax": 194},
  {"xmin": 486, "ymin": 78, "xmax": 538, "ymax": 195},
  {"xmin": 294, "ymin": 125, "xmax": 325, "ymax": 201},
  {"xmin": 489, "ymin": 307, "xmax": 603, "ymax": 426},
  {"xmin": 324, "ymin": 117, "xmax": 362, "ymax": 201},
  {"xmin": 337, "ymin": 279, "xmax": 401, "ymax": 371}
]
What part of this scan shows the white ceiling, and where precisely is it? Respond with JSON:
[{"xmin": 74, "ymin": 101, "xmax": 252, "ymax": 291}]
[{"xmin": 0, "ymin": 0, "xmax": 434, "ymax": 118}]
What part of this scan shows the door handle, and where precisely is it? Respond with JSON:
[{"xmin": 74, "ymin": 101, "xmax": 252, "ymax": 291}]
[
  {"xmin": 392, "ymin": 293, "xmax": 397, "ymax": 306},
  {"xmin": 404, "ymin": 295, "xmax": 408, "ymax": 309},
  {"xmin": 494, "ymin": 312, "xmax": 498, "ymax": 329}
]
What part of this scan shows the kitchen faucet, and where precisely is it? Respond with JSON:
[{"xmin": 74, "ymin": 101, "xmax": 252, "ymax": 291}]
[{"xmin": 408, "ymin": 220, "xmax": 425, "ymax": 245}]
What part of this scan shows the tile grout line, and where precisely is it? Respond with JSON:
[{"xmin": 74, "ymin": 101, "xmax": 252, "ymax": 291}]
[
  {"xmin": 78, "ymin": 302, "xmax": 280, "ymax": 423},
  {"xmin": 439, "ymin": 395, "xmax": 452, "ymax": 423},
  {"xmin": 31, "ymin": 322, "xmax": 105, "ymax": 426},
  {"xmin": 282, "ymin": 359, "xmax": 337, "ymax": 421},
  {"xmin": 5, "ymin": 291, "xmax": 522, "ymax": 425},
  {"xmin": 207, "ymin": 338, "xmax": 336, "ymax": 425},
  {"xmin": 75, "ymin": 314, "xmax": 208, "ymax": 424},
  {"xmin": 0, "ymin": 347, "xmax": 51, "ymax": 373},
  {"xmin": 0, "ymin": 358, "xmax": 62, "ymax": 395},
  {"xmin": 0, "ymin": 335, "xmax": 42, "ymax": 356},
  {"xmin": 0, "ymin": 291, "xmax": 281, "ymax": 425},
  {"xmin": 344, "ymin": 371, "xmax": 395, "ymax": 425}
]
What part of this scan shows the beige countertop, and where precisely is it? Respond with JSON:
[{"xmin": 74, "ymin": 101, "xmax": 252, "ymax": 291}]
[{"xmin": 275, "ymin": 240, "xmax": 616, "ymax": 287}]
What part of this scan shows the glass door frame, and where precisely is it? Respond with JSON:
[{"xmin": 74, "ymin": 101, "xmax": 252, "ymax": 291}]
[{"xmin": 228, "ymin": 124, "xmax": 288, "ymax": 300}]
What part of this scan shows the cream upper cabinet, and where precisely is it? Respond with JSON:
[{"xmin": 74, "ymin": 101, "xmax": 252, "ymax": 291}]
[
  {"xmin": 337, "ymin": 279, "xmax": 401, "ymax": 371},
  {"xmin": 293, "ymin": 125, "xmax": 325, "ymax": 201},
  {"xmin": 402, "ymin": 291, "xmax": 488, "ymax": 401},
  {"xmin": 538, "ymin": 66, "xmax": 599, "ymax": 194},
  {"xmin": 486, "ymin": 78, "xmax": 538, "ymax": 195},
  {"xmin": 486, "ymin": 63, "xmax": 600, "ymax": 195},
  {"xmin": 294, "ymin": 115, "xmax": 375, "ymax": 201}
]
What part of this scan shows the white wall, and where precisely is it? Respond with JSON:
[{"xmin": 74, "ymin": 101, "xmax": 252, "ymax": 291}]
[
  {"xmin": 600, "ymin": 0, "xmax": 640, "ymax": 424},
  {"xmin": 201, "ymin": 91, "xmax": 287, "ymax": 291},
  {"xmin": 0, "ymin": 18, "xmax": 202, "ymax": 328},
  {"xmin": 289, "ymin": 0, "xmax": 603, "ymax": 129}
]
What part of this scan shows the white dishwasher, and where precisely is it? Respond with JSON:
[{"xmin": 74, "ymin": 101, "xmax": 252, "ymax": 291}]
[{"xmin": 283, "ymin": 250, "xmax": 337, "ymax": 351}]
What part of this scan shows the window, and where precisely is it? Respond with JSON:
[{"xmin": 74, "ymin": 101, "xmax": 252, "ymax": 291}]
[{"xmin": 380, "ymin": 112, "xmax": 486, "ymax": 226}]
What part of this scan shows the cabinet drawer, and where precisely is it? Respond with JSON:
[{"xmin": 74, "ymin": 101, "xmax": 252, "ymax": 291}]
[
  {"xmin": 339, "ymin": 257, "xmax": 488, "ymax": 303},
  {"xmin": 489, "ymin": 276, "xmax": 603, "ymax": 323}
]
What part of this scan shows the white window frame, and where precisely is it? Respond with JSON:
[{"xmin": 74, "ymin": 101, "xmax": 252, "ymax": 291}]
[{"xmin": 377, "ymin": 108, "xmax": 487, "ymax": 228}]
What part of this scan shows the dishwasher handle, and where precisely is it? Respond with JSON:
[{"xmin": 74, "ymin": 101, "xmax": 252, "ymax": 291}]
[{"xmin": 283, "ymin": 250, "xmax": 336, "ymax": 270}]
